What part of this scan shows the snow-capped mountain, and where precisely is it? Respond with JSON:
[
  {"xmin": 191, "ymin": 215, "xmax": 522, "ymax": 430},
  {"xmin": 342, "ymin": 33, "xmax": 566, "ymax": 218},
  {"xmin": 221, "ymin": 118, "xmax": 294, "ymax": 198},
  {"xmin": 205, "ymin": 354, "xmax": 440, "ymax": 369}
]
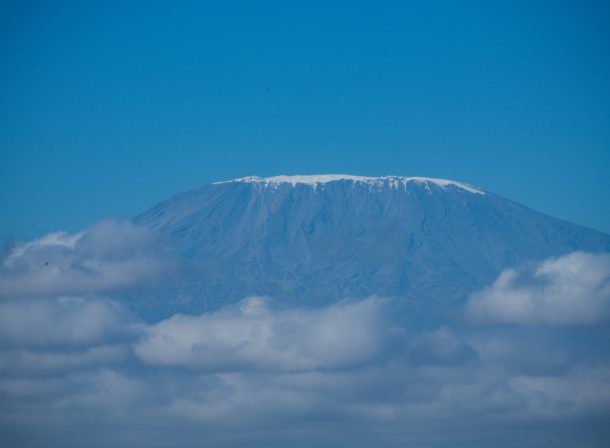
[{"xmin": 135, "ymin": 175, "xmax": 610, "ymax": 313}]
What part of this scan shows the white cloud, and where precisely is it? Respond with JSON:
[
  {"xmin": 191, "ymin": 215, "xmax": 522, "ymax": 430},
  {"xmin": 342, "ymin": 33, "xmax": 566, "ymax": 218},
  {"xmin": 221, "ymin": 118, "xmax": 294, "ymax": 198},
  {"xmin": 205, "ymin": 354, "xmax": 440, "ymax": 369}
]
[
  {"xmin": 466, "ymin": 252, "xmax": 610, "ymax": 325},
  {"xmin": 134, "ymin": 296, "xmax": 397, "ymax": 372},
  {"xmin": 0, "ymin": 219, "xmax": 178, "ymax": 299},
  {"xmin": 0, "ymin": 297, "xmax": 135, "ymax": 348}
]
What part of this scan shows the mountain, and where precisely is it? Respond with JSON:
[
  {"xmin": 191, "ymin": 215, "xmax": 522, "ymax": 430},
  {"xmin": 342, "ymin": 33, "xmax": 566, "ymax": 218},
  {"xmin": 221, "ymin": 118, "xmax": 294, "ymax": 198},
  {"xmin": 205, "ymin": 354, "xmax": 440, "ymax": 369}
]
[{"xmin": 135, "ymin": 175, "xmax": 610, "ymax": 314}]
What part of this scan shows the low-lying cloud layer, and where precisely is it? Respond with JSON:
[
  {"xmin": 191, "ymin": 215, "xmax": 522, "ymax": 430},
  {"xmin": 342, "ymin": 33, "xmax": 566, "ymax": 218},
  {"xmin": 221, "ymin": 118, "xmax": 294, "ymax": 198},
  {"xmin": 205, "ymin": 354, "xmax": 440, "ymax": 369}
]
[{"xmin": 1, "ymin": 224, "xmax": 609, "ymax": 447}]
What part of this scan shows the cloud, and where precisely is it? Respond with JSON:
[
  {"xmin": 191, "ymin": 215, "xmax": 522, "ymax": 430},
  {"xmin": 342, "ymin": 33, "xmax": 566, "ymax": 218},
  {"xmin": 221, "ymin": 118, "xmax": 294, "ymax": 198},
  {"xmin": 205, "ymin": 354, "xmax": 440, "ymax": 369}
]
[
  {"xmin": 508, "ymin": 366, "xmax": 610, "ymax": 417},
  {"xmin": 0, "ymin": 219, "xmax": 179, "ymax": 299},
  {"xmin": 465, "ymin": 252, "xmax": 610, "ymax": 325},
  {"xmin": 0, "ymin": 345, "xmax": 129, "ymax": 375},
  {"xmin": 0, "ymin": 296, "xmax": 137, "ymax": 376},
  {"xmin": 407, "ymin": 326, "xmax": 477, "ymax": 366},
  {"xmin": 0, "ymin": 297, "xmax": 135, "ymax": 348},
  {"xmin": 1, "ymin": 249, "xmax": 610, "ymax": 447},
  {"xmin": 134, "ymin": 296, "xmax": 399, "ymax": 372}
]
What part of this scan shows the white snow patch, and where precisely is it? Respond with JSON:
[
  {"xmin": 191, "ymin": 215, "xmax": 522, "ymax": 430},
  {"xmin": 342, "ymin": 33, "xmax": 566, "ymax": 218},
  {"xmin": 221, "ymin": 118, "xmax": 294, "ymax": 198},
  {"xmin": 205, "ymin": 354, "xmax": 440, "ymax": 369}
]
[{"xmin": 214, "ymin": 175, "xmax": 485, "ymax": 194}]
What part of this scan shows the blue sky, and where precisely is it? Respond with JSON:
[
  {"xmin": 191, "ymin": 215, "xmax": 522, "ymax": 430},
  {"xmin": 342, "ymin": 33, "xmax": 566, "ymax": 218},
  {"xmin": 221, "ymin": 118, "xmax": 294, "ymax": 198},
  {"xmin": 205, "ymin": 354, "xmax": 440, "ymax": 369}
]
[{"xmin": 1, "ymin": 0, "xmax": 609, "ymax": 240}]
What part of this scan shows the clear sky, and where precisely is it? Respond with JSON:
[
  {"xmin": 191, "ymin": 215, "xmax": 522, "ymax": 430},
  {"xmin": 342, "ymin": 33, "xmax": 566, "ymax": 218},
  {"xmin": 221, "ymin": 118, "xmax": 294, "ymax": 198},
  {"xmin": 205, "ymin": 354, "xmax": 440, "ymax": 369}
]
[{"xmin": 1, "ymin": 0, "xmax": 609, "ymax": 240}]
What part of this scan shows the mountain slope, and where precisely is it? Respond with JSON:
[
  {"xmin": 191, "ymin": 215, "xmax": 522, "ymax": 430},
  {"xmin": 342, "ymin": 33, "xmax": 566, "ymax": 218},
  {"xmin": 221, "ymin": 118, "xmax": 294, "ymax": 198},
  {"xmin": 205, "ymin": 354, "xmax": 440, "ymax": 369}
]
[{"xmin": 135, "ymin": 175, "xmax": 610, "ymax": 313}]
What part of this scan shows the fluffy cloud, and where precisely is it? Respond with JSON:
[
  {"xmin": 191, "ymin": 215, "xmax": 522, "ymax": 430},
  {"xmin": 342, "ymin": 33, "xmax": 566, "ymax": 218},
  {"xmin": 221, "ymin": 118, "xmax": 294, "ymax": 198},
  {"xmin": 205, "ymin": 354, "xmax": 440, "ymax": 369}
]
[
  {"xmin": 0, "ymin": 296, "xmax": 136, "ymax": 377},
  {"xmin": 134, "ymin": 296, "xmax": 398, "ymax": 372},
  {"xmin": 466, "ymin": 252, "xmax": 610, "ymax": 325},
  {"xmin": 1, "ymin": 250, "xmax": 610, "ymax": 447},
  {"xmin": 0, "ymin": 297, "xmax": 135, "ymax": 348},
  {"xmin": 0, "ymin": 219, "xmax": 179, "ymax": 299}
]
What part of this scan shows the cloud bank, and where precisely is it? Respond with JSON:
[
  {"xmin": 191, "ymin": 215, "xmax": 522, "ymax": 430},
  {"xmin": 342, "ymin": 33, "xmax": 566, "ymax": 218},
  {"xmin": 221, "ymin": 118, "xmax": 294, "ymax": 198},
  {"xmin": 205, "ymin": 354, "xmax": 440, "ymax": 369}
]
[
  {"xmin": 1, "ymin": 225, "xmax": 609, "ymax": 447},
  {"xmin": 135, "ymin": 296, "xmax": 396, "ymax": 372},
  {"xmin": 466, "ymin": 252, "xmax": 610, "ymax": 325},
  {"xmin": 0, "ymin": 219, "xmax": 178, "ymax": 299}
]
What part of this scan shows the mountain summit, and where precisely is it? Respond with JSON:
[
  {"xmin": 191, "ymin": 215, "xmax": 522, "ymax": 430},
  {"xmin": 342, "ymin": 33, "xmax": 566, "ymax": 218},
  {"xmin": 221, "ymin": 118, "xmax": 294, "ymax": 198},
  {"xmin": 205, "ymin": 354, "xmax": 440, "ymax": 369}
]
[
  {"xmin": 135, "ymin": 175, "xmax": 610, "ymax": 314},
  {"xmin": 214, "ymin": 175, "xmax": 485, "ymax": 194}
]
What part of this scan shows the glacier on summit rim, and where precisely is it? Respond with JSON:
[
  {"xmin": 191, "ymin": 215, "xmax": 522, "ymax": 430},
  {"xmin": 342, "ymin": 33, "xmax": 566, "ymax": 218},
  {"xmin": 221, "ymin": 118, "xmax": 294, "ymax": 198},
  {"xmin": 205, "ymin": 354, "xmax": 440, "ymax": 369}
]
[{"xmin": 215, "ymin": 174, "xmax": 486, "ymax": 194}]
